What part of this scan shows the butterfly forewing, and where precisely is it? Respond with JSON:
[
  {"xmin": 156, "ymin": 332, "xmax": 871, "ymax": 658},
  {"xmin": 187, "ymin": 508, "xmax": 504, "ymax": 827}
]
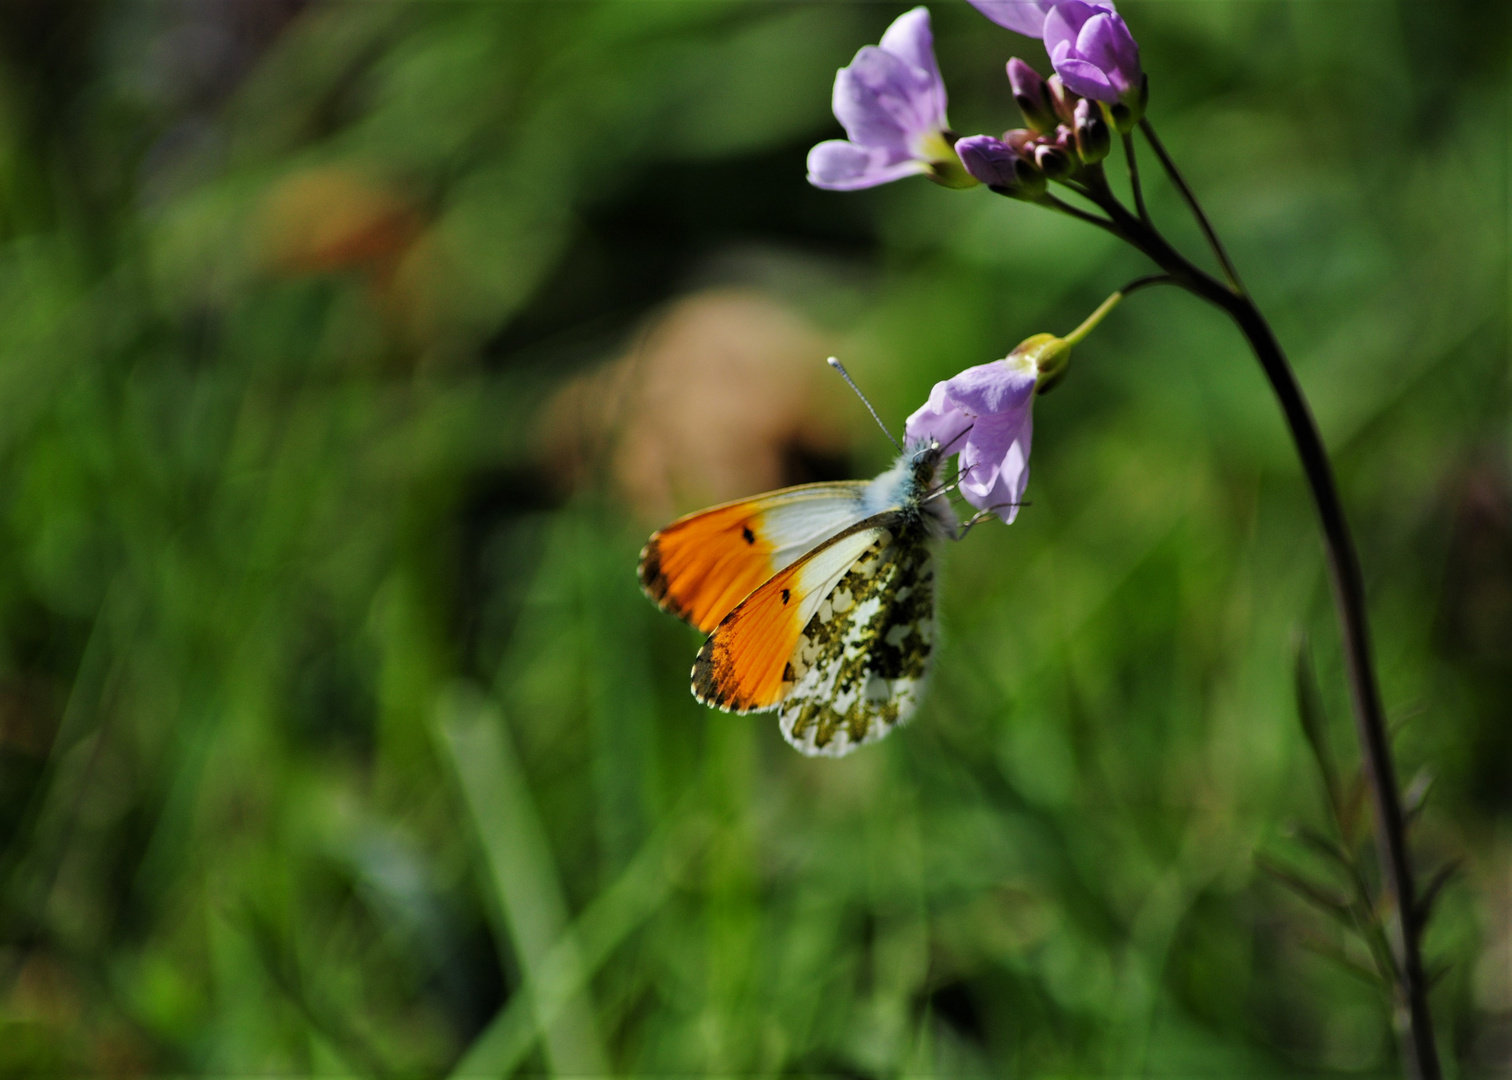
[
  {"xmin": 779, "ymin": 526, "xmax": 937, "ymax": 756},
  {"xmin": 638, "ymin": 482, "xmax": 869, "ymax": 633},
  {"xmin": 690, "ymin": 518, "xmax": 893, "ymax": 713}
]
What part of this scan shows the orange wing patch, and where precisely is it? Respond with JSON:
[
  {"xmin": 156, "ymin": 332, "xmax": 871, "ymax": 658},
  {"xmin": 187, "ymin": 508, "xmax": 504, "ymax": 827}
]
[
  {"xmin": 638, "ymin": 503, "xmax": 775, "ymax": 634},
  {"xmin": 691, "ymin": 560, "xmax": 807, "ymax": 712},
  {"xmin": 690, "ymin": 522, "xmax": 888, "ymax": 714}
]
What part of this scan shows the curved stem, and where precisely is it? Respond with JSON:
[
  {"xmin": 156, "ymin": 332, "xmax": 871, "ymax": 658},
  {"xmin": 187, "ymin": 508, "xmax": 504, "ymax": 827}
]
[
  {"xmin": 1078, "ymin": 181, "xmax": 1441, "ymax": 1080},
  {"xmin": 1138, "ymin": 118, "xmax": 1244, "ymax": 294},
  {"xmin": 1222, "ymin": 292, "xmax": 1438, "ymax": 1080},
  {"xmin": 1119, "ymin": 273, "xmax": 1175, "ymax": 297},
  {"xmin": 1063, "ymin": 291, "xmax": 1124, "ymax": 346},
  {"xmin": 1060, "ymin": 275, "xmax": 1175, "ymax": 345}
]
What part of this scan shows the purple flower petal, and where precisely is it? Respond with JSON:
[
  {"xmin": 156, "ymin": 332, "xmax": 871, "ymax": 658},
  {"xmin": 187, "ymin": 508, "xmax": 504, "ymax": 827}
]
[
  {"xmin": 958, "ymin": 414, "xmax": 1014, "ymax": 492},
  {"xmin": 1044, "ymin": 0, "xmax": 1140, "ymax": 105},
  {"xmin": 904, "ymin": 357, "xmax": 1038, "ymax": 524},
  {"xmin": 1051, "ymin": 55, "xmax": 1116, "ymax": 100},
  {"xmin": 1075, "ymin": 12, "xmax": 1139, "ymax": 95},
  {"xmin": 905, "ymin": 381, "xmax": 975, "ymax": 450},
  {"xmin": 971, "ymin": 0, "xmax": 1116, "ymax": 36},
  {"xmin": 833, "ymin": 45, "xmax": 941, "ymax": 153},
  {"xmin": 809, "ymin": 7, "xmax": 964, "ymax": 192},
  {"xmin": 967, "ymin": 0, "xmax": 1054, "ymax": 37},
  {"xmin": 878, "ymin": 6, "xmax": 945, "ymax": 119},
  {"xmin": 806, "ymin": 140, "xmax": 929, "ymax": 190},
  {"xmin": 1041, "ymin": 3, "xmax": 1086, "ymax": 66},
  {"xmin": 962, "ymin": 414, "xmax": 1032, "ymax": 522},
  {"xmin": 942, "ymin": 359, "xmax": 1036, "ymax": 416}
]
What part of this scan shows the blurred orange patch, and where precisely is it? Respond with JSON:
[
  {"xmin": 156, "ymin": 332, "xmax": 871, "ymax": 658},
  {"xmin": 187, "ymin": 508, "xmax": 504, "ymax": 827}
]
[
  {"xmin": 542, "ymin": 289, "xmax": 856, "ymax": 523},
  {"xmin": 258, "ymin": 165, "xmax": 424, "ymax": 284}
]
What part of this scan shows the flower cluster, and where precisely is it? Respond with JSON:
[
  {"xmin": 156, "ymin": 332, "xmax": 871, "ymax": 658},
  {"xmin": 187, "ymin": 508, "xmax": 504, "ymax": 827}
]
[
  {"xmin": 975, "ymin": 1, "xmax": 1143, "ymax": 113},
  {"xmin": 808, "ymin": 2, "xmax": 1144, "ymax": 523},
  {"xmin": 808, "ymin": 3, "xmax": 1143, "ymax": 195}
]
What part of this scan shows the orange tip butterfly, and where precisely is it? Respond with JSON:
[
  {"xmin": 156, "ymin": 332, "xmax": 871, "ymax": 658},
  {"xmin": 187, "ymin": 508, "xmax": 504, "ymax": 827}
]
[{"xmin": 638, "ymin": 359, "xmax": 959, "ymax": 757}]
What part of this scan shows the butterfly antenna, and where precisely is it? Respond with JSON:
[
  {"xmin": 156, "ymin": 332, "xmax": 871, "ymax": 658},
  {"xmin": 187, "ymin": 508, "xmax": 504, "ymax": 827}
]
[{"xmin": 827, "ymin": 357, "xmax": 902, "ymax": 453}]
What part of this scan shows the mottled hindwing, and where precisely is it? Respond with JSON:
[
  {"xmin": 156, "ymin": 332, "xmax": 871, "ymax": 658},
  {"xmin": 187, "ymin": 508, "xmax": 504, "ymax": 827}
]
[{"xmin": 778, "ymin": 526, "xmax": 937, "ymax": 757}]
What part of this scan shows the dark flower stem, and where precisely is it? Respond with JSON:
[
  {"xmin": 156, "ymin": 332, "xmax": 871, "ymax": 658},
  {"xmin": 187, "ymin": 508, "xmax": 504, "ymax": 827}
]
[
  {"xmin": 1121, "ymin": 132, "xmax": 1150, "ymax": 225},
  {"xmin": 1068, "ymin": 133, "xmax": 1440, "ymax": 1080},
  {"xmin": 1118, "ymin": 272, "xmax": 1175, "ymax": 297},
  {"xmin": 1136, "ymin": 119, "xmax": 1243, "ymax": 293},
  {"xmin": 1039, "ymin": 191, "xmax": 1116, "ymax": 231}
]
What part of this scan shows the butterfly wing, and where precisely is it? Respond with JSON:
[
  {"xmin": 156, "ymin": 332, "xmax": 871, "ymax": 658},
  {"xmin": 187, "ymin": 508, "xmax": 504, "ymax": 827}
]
[
  {"xmin": 690, "ymin": 515, "xmax": 897, "ymax": 713},
  {"xmin": 779, "ymin": 531, "xmax": 937, "ymax": 757},
  {"xmin": 638, "ymin": 481, "xmax": 870, "ymax": 634}
]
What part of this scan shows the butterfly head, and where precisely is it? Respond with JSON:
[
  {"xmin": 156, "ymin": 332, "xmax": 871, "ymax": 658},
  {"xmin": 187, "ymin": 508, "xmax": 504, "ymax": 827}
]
[
  {"xmin": 858, "ymin": 436, "xmax": 955, "ymax": 535},
  {"xmin": 906, "ymin": 436, "xmax": 944, "ymax": 483}
]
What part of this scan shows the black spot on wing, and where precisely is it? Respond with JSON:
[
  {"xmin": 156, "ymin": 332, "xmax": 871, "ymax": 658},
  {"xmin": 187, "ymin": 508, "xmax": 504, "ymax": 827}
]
[
  {"xmin": 781, "ymin": 589, "xmax": 790, "ymax": 604},
  {"xmin": 741, "ymin": 525, "xmax": 756, "ymax": 544}
]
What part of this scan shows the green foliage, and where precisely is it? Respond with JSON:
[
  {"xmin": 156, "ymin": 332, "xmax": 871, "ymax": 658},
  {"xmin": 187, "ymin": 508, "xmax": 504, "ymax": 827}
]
[{"xmin": 0, "ymin": 0, "xmax": 1507, "ymax": 1074}]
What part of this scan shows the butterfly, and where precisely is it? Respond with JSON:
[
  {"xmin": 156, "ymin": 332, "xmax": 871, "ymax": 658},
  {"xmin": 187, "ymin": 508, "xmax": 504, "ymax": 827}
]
[{"xmin": 638, "ymin": 366, "xmax": 961, "ymax": 757}]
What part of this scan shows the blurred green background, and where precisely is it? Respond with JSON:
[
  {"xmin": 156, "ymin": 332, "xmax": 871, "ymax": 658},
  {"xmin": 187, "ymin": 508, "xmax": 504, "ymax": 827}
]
[{"xmin": 0, "ymin": 0, "xmax": 1507, "ymax": 1074}]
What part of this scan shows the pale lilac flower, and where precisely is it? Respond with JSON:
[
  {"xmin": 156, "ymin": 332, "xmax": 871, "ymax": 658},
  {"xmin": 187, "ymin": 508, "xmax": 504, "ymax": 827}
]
[
  {"xmin": 905, "ymin": 353, "xmax": 1038, "ymax": 524},
  {"xmin": 806, "ymin": 7, "xmax": 975, "ymax": 191},
  {"xmin": 1042, "ymin": 0, "xmax": 1142, "ymax": 107}
]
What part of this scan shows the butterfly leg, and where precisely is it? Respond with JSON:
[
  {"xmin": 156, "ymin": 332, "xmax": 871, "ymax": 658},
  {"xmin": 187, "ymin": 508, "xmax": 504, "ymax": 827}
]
[
  {"xmin": 953, "ymin": 502, "xmax": 1027, "ymax": 540},
  {"xmin": 921, "ymin": 456, "xmax": 984, "ymax": 506}
]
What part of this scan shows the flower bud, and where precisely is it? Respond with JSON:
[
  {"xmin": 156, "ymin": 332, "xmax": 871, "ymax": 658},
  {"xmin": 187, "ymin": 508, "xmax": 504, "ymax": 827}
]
[
  {"xmin": 1073, "ymin": 98, "xmax": 1111, "ymax": 164},
  {"xmin": 1045, "ymin": 75, "xmax": 1079, "ymax": 126},
  {"xmin": 1009, "ymin": 332, "xmax": 1073, "ymax": 393},
  {"xmin": 955, "ymin": 135, "xmax": 1046, "ymax": 199},
  {"xmin": 1034, "ymin": 142, "xmax": 1073, "ymax": 180},
  {"xmin": 1105, "ymin": 73, "xmax": 1150, "ymax": 133},
  {"xmin": 1002, "ymin": 128, "xmax": 1037, "ymax": 156},
  {"xmin": 1006, "ymin": 58, "xmax": 1057, "ymax": 135}
]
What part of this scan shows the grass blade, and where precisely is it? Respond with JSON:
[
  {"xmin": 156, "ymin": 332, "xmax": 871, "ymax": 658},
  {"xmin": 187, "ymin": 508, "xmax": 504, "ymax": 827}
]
[{"xmin": 435, "ymin": 684, "xmax": 609, "ymax": 1077}]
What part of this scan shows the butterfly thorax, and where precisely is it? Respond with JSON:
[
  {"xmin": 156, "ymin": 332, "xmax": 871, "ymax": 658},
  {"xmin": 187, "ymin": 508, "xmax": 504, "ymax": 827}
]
[{"xmin": 860, "ymin": 439, "xmax": 956, "ymax": 538}]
